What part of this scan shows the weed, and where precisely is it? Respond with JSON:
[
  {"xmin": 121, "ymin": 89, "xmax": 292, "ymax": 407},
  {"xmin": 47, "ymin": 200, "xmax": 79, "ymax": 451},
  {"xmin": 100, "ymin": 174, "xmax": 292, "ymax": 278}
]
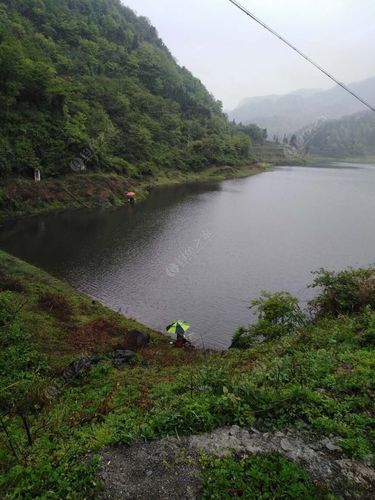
[
  {"xmin": 38, "ymin": 292, "xmax": 73, "ymax": 322},
  {"xmin": 201, "ymin": 453, "xmax": 327, "ymax": 499}
]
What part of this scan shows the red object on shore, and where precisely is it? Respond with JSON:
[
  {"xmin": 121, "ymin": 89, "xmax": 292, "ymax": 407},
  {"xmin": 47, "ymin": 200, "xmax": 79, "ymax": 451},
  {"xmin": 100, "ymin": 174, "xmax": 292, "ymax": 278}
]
[{"xmin": 126, "ymin": 192, "xmax": 136, "ymax": 197}]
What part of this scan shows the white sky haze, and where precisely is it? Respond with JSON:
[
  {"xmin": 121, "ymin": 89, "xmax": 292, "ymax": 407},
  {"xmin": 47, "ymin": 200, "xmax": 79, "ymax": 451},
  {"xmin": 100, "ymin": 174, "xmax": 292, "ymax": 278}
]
[{"xmin": 122, "ymin": 0, "xmax": 375, "ymax": 109}]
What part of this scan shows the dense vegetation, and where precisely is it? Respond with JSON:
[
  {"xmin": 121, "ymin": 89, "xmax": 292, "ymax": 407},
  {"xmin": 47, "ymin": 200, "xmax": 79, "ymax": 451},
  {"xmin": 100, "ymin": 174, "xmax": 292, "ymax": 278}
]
[
  {"xmin": 0, "ymin": 0, "xmax": 266, "ymax": 181},
  {"xmin": 0, "ymin": 251, "xmax": 374, "ymax": 497},
  {"xmin": 201, "ymin": 453, "xmax": 320, "ymax": 499},
  {"xmin": 303, "ymin": 111, "xmax": 375, "ymax": 158}
]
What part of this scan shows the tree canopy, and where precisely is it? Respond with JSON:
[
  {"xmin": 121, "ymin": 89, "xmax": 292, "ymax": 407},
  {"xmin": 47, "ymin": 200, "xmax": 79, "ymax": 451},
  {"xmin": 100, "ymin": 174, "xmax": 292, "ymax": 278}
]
[
  {"xmin": 303, "ymin": 112, "xmax": 375, "ymax": 158},
  {"xmin": 0, "ymin": 0, "xmax": 266, "ymax": 179}
]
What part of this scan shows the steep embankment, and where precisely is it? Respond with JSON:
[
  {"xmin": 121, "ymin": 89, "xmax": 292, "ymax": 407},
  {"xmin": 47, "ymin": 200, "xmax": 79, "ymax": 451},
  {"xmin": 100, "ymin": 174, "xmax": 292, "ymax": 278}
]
[{"xmin": 0, "ymin": 251, "xmax": 374, "ymax": 497}]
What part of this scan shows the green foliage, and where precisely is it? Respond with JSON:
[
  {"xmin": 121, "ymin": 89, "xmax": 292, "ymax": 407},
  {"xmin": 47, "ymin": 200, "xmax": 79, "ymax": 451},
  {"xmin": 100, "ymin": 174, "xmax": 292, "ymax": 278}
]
[
  {"xmin": 309, "ymin": 267, "xmax": 375, "ymax": 317},
  {"xmin": 1, "ymin": 453, "xmax": 101, "ymax": 499},
  {"xmin": 0, "ymin": 291, "xmax": 49, "ymax": 466},
  {"xmin": 356, "ymin": 306, "xmax": 375, "ymax": 346},
  {"xmin": 112, "ymin": 371, "xmax": 254, "ymax": 444},
  {"xmin": 201, "ymin": 453, "xmax": 321, "ymax": 499},
  {"xmin": 232, "ymin": 291, "xmax": 305, "ymax": 348},
  {"xmin": 0, "ymin": 292, "xmax": 48, "ymax": 419},
  {"xmin": 251, "ymin": 291, "xmax": 305, "ymax": 328},
  {"xmin": 0, "ymin": 0, "xmax": 265, "ymax": 180}
]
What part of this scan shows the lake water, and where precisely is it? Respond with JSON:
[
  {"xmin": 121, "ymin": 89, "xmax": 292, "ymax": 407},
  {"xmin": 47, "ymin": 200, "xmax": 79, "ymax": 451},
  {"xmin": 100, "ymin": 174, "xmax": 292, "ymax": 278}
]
[{"xmin": 1, "ymin": 163, "xmax": 375, "ymax": 348}]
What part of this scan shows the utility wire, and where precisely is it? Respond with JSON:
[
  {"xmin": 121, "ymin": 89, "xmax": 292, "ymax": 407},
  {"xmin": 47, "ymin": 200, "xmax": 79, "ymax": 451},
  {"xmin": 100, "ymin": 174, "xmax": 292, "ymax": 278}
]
[{"xmin": 228, "ymin": 0, "xmax": 375, "ymax": 113}]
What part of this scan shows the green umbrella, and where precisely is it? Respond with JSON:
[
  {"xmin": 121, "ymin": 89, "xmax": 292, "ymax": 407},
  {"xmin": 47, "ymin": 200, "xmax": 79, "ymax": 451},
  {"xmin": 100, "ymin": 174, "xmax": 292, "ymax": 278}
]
[{"xmin": 166, "ymin": 320, "xmax": 190, "ymax": 335}]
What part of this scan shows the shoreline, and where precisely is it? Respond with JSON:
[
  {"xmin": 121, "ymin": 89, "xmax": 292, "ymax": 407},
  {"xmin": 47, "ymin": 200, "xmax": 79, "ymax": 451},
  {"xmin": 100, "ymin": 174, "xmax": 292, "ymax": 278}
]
[
  {"xmin": 0, "ymin": 163, "xmax": 270, "ymax": 222},
  {"xmin": 305, "ymin": 154, "xmax": 375, "ymax": 165}
]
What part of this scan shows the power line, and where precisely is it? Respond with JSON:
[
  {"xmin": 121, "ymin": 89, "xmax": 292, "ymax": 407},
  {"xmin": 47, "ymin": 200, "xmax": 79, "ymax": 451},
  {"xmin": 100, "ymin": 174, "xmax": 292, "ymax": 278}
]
[{"xmin": 228, "ymin": 0, "xmax": 375, "ymax": 114}]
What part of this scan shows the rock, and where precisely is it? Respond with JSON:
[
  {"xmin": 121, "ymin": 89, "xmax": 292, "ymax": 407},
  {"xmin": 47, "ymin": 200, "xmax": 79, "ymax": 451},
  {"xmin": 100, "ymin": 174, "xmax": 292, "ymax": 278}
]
[
  {"xmin": 112, "ymin": 349, "xmax": 137, "ymax": 367},
  {"xmin": 252, "ymin": 335, "xmax": 266, "ymax": 345},
  {"xmin": 229, "ymin": 425, "xmax": 240, "ymax": 436},
  {"xmin": 280, "ymin": 438, "xmax": 293, "ymax": 452},
  {"xmin": 62, "ymin": 355, "xmax": 101, "ymax": 382},
  {"xmin": 326, "ymin": 443, "xmax": 342, "ymax": 452},
  {"xmin": 321, "ymin": 438, "xmax": 343, "ymax": 452},
  {"xmin": 126, "ymin": 329, "xmax": 150, "ymax": 350},
  {"xmin": 250, "ymin": 427, "xmax": 260, "ymax": 434}
]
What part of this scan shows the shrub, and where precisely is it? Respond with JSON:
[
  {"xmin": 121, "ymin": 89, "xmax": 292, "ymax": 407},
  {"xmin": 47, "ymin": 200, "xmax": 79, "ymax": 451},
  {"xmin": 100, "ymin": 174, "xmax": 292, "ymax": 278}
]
[
  {"xmin": 309, "ymin": 267, "xmax": 375, "ymax": 317},
  {"xmin": 354, "ymin": 306, "xmax": 375, "ymax": 346},
  {"xmin": 231, "ymin": 292, "xmax": 305, "ymax": 348}
]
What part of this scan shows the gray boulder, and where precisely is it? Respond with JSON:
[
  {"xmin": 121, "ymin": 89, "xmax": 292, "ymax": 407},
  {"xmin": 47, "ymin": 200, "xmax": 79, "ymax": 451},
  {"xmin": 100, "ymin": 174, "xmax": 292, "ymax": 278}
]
[
  {"xmin": 126, "ymin": 329, "xmax": 150, "ymax": 350},
  {"xmin": 112, "ymin": 349, "xmax": 137, "ymax": 368},
  {"xmin": 62, "ymin": 355, "xmax": 101, "ymax": 383}
]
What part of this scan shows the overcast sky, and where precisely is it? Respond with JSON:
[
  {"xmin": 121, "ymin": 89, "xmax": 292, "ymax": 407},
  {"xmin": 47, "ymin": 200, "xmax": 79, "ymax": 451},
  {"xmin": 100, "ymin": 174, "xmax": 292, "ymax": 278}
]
[{"xmin": 122, "ymin": 0, "xmax": 375, "ymax": 110}]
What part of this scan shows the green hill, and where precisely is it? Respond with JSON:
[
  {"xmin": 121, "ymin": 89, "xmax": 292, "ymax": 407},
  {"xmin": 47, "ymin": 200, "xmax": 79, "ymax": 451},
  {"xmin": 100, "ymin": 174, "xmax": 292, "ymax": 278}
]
[
  {"xmin": 303, "ymin": 111, "xmax": 375, "ymax": 158},
  {"xmin": 0, "ymin": 0, "xmax": 266, "ymax": 181}
]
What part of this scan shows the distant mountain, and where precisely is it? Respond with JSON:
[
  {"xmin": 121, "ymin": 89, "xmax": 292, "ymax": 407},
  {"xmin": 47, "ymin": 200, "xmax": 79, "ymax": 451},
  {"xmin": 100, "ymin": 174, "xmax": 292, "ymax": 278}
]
[
  {"xmin": 302, "ymin": 111, "xmax": 375, "ymax": 158},
  {"xmin": 229, "ymin": 78, "xmax": 375, "ymax": 138}
]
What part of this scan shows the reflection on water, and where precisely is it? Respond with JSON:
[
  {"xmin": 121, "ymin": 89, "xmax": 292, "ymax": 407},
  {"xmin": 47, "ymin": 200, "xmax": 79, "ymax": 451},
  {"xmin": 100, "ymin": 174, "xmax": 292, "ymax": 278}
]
[{"xmin": 1, "ymin": 163, "xmax": 375, "ymax": 348}]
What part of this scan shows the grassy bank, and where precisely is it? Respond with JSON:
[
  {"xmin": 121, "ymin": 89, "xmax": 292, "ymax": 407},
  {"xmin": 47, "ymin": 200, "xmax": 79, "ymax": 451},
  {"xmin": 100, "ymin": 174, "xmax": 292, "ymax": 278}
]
[
  {"xmin": 0, "ymin": 251, "xmax": 374, "ymax": 497},
  {"xmin": 0, "ymin": 163, "xmax": 268, "ymax": 221}
]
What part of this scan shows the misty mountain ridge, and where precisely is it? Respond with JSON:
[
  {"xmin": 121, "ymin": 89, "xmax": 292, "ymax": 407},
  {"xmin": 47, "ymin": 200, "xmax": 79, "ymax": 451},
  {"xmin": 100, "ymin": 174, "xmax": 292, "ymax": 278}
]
[
  {"xmin": 235, "ymin": 87, "xmax": 323, "ymax": 108},
  {"xmin": 229, "ymin": 77, "xmax": 375, "ymax": 138},
  {"xmin": 302, "ymin": 110, "xmax": 375, "ymax": 158}
]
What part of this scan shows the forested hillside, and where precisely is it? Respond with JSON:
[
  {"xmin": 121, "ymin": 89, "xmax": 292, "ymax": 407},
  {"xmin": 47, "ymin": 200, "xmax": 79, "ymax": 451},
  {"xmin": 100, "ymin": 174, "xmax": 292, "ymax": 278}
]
[
  {"xmin": 0, "ymin": 0, "xmax": 266, "ymax": 180},
  {"xmin": 304, "ymin": 111, "xmax": 375, "ymax": 158}
]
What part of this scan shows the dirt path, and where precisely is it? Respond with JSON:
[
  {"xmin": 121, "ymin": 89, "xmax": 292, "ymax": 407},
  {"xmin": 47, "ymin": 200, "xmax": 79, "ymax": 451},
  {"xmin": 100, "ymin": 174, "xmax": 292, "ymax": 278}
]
[{"xmin": 99, "ymin": 426, "xmax": 375, "ymax": 499}]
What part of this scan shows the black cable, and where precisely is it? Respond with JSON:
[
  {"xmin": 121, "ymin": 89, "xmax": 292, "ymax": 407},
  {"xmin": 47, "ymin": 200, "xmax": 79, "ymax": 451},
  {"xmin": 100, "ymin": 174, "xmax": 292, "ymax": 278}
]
[{"xmin": 228, "ymin": 0, "xmax": 375, "ymax": 113}]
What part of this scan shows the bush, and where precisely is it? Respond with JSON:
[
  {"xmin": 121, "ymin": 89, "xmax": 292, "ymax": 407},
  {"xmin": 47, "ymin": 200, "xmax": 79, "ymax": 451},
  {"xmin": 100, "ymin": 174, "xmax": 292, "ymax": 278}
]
[
  {"xmin": 309, "ymin": 267, "xmax": 375, "ymax": 317},
  {"xmin": 354, "ymin": 306, "xmax": 375, "ymax": 346},
  {"xmin": 231, "ymin": 292, "xmax": 305, "ymax": 348}
]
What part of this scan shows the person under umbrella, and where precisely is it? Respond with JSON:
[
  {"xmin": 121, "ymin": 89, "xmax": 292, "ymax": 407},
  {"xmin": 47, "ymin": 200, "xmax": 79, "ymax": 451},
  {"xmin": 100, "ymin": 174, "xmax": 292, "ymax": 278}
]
[
  {"xmin": 126, "ymin": 191, "xmax": 136, "ymax": 205},
  {"xmin": 166, "ymin": 320, "xmax": 191, "ymax": 348}
]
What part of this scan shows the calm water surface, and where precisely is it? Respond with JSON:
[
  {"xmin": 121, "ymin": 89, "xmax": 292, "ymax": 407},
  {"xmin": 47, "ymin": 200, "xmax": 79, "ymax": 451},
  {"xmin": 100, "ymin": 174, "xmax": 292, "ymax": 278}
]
[{"xmin": 1, "ymin": 163, "xmax": 375, "ymax": 348}]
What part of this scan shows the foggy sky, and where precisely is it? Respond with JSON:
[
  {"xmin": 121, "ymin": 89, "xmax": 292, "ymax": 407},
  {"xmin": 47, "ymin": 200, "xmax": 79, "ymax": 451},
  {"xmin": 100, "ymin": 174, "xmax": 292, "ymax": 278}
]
[{"xmin": 122, "ymin": 0, "xmax": 375, "ymax": 110}]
